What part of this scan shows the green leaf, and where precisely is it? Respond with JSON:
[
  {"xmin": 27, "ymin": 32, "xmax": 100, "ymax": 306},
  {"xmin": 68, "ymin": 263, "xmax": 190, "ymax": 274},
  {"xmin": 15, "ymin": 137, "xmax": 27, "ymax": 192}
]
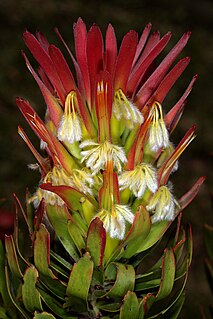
[
  {"xmin": 38, "ymin": 287, "xmax": 76, "ymax": 319},
  {"xmin": 40, "ymin": 183, "xmax": 98, "ymax": 212},
  {"xmin": 46, "ymin": 205, "xmax": 79, "ymax": 261},
  {"xmin": 65, "ymin": 252, "xmax": 94, "ymax": 312},
  {"xmin": 5, "ymin": 265, "xmax": 30, "ymax": 319},
  {"xmin": 33, "ymin": 200, "xmax": 45, "ymax": 236},
  {"xmin": 120, "ymin": 206, "xmax": 151, "ymax": 259},
  {"xmin": 67, "ymin": 219, "xmax": 86, "ymax": 254},
  {"xmin": 155, "ymin": 249, "xmax": 175, "ymax": 301},
  {"xmin": 96, "ymin": 302, "xmax": 121, "ymax": 312},
  {"xmin": 39, "ymin": 275, "xmax": 66, "ymax": 300},
  {"xmin": 136, "ymin": 220, "xmax": 170, "ymax": 253},
  {"xmin": 107, "ymin": 206, "xmax": 151, "ymax": 264},
  {"xmin": 0, "ymin": 242, "xmax": 16, "ymax": 318},
  {"xmin": 175, "ymin": 226, "xmax": 193, "ymax": 280},
  {"xmin": 163, "ymin": 292, "xmax": 185, "ymax": 319},
  {"xmin": 22, "ymin": 265, "xmax": 43, "ymax": 312},
  {"xmin": 178, "ymin": 176, "xmax": 205, "ymax": 210},
  {"xmin": 135, "ymin": 278, "xmax": 161, "ymax": 291},
  {"xmin": 5, "ymin": 235, "xmax": 23, "ymax": 278},
  {"xmin": 34, "ymin": 224, "xmax": 55, "ymax": 278},
  {"xmin": 147, "ymin": 267, "xmax": 189, "ymax": 318},
  {"xmin": 86, "ymin": 217, "xmax": 106, "ymax": 267},
  {"xmin": 103, "ymin": 262, "xmax": 135, "ymax": 298},
  {"xmin": 0, "ymin": 307, "xmax": 10, "ymax": 319},
  {"xmin": 119, "ymin": 291, "xmax": 139, "ymax": 319},
  {"xmin": 33, "ymin": 313, "xmax": 57, "ymax": 319}
]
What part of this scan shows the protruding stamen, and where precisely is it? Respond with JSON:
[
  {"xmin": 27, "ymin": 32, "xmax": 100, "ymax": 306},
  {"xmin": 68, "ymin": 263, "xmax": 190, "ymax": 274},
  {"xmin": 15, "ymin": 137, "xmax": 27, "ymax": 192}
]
[
  {"xmin": 119, "ymin": 163, "xmax": 158, "ymax": 198},
  {"xmin": 96, "ymin": 204, "xmax": 134, "ymax": 240},
  {"xmin": 146, "ymin": 185, "xmax": 180, "ymax": 222},
  {"xmin": 58, "ymin": 91, "xmax": 82, "ymax": 144},
  {"xmin": 29, "ymin": 166, "xmax": 93, "ymax": 207},
  {"xmin": 148, "ymin": 101, "xmax": 169, "ymax": 152},
  {"xmin": 80, "ymin": 140, "xmax": 127, "ymax": 175},
  {"xmin": 113, "ymin": 89, "xmax": 144, "ymax": 128}
]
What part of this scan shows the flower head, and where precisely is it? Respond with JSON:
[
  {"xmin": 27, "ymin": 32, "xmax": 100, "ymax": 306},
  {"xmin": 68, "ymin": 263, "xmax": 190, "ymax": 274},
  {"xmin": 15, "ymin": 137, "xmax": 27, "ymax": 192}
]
[
  {"xmin": 148, "ymin": 101, "xmax": 169, "ymax": 152},
  {"xmin": 57, "ymin": 91, "xmax": 82, "ymax": 144},
  {"xmin": 119, "ymin": 163, "xmax": 158, "ymax": 198},
  {"xmin": 80, "ymin": 140, "xmax": 127, "ymax": 175},
  {"xmin": 146, "ymin": 185, "xmax": 180, "ymax": 222},
  {"xmin": 30, "ymin": 166, "xmax": 93, "ymax": 207},
  {"xmin": 113, "ymin": 89, "xmax": 144, "ymax": 128},
  {"xmin": 19, "ymin": 18, "xmax": 201, "ymax": 241},
  {"xmin": 97, "ymin": 204, "xmax": 134, "ymax": 240}
]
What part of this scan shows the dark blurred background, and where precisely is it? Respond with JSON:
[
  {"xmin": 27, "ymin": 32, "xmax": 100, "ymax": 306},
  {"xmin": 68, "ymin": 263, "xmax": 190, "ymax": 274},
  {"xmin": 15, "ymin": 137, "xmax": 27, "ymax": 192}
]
[{"xmin": 0, "ymin": 0, "xmax": 212, "ymax": 317}]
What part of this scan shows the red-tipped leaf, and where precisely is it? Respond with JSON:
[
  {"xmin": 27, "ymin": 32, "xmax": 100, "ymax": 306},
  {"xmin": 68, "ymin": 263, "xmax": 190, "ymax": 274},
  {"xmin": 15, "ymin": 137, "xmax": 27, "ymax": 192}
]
[
  {"xmin": 127, "ymin": 32, "xmax": 172, "ymax": 97},
  {"xmin": 87, "ymin": 25, "xmax": 104, "ymax": 105},
  {"xmin": 23, "ymin": 31, "xmax": 66, "ymax": 104},
  {"xmin": 151, "ymin": 57, "xmax": 191, "ymax": 103},
  {"xmin": 158, "ymin": 125, "xmax": 196, "ymax": 185},
  {"xmin": 133, "ymin": 22, "xmax": 152, "ymax": 66},
  {"xmin": 48, "ymin": 45, "xmax": 76, "ymax": 94},
  {"xmin": 136, "ymin": 32, "xmax": 191, "ymax": 109},
  {"xmin": 86, "ymin": 218, "xmax": 106, "ymax": 267},
  {"xmin": 22, "ymin": 52, "xmax": 63, "ymax": 128},
  {"xmin": 165, "ymin": 75, "xmax": 198, "ymax": 132},
  {"xmin": 73, "ymin": 18, "xmax": 91, "ymax": 104},
  {"xmin": 114, "ymin": 30, "xmax": 138, "ymax": 92},
  {"xmin": 179, "ymin": 176, "xmax": 206, "ymax": 210},
  {"xmin": 105, "ymin": 24, "xmax": 117, "ymax": 77}
]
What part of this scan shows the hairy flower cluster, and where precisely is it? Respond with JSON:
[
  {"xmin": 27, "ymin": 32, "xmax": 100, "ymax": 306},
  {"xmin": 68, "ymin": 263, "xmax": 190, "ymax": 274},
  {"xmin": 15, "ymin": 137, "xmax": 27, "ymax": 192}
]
[{"xmin": 18, "ymin": 18, "xmax": 198, "ymax": 240}]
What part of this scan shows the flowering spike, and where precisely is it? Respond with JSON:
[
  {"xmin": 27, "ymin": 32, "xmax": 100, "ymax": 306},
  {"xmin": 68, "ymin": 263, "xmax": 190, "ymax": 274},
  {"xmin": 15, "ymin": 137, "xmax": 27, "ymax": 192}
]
[
  {"xmin": 114, "ymin": 30, "xmax": 138, "ymax": 92},
  {"xmin": 22, "ymin": 52, "xmax": 63, "ymax": 128},
  {"xmin": 158, "ymin": 125, "xmax": 196, "ymax": 185},
  {"xmin": 127, "ymin": 32, "xmax": 172, "ymax": 97},
  {"xmin": 136, "ymin": 32, "xmax": 191, "ymax": 109},
  {"xmin": 7, "ymin": 20, "xmax": 204, "ymax": 318},
  {"xmin": 48, "ymin": 45, "xmax": 76, "ymax": 94},
  {"xmin": 23, "ymin": 30, "xmax": 66, "ymax": 104}
]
